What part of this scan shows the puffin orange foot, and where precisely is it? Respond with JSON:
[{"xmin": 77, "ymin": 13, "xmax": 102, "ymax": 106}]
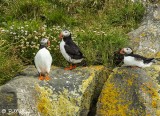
[
  {"xmin": 64, "ymin": 67, "xmax": 72, "ymax": 70},
  {"xmin": 65, "ymin": 65, "xmax": 73, "ymax": 70},
  {"xmin": 45, "ymin": 76, "xmax": 50, "ymax": 81},
  {"xmin": 39, "ymin": 76, "xmax": 44, "ymax": 80}
]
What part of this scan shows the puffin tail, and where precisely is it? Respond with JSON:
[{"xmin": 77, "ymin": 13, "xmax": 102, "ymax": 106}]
[
  {"xmin": 145, "ymin": 58, "xmax": 156, "ymax": 63},
  {"xmin": 155, "ymin": 58, "xmax": 160, "ymax": 61}
]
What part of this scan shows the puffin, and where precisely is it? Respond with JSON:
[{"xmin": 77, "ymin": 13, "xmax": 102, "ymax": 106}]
[
  {"xmin": 59, "ymin": 30, "xmax": 84, "ymax": 70},
  {"xmin": 120, "ymin": 47, "xmax": 155, "ymax": 68},
  {"xmin": 113, "ymin": 47, "xmax": 133, "ymax": 66},
  {"xmin": 34, "ymin": 38, "xmax": 52, "ymax": 80}
]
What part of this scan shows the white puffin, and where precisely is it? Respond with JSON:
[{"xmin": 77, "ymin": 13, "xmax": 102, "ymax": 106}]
[
  {"xmin": 59, "ymin": 30, "xmax": 84, "ymax": 70},
  {"xmin": 120, "ymin": 47, "xmax": 155, "ymax": 68},
  {"xmin": 34, "ymin": 38, "xmax": 52, "ymax": 80}
]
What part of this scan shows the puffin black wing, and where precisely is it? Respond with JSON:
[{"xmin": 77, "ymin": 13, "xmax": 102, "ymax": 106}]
[
  {"xmin": 64, "ymin": 41, "xmax": 84, "ymax": 59},
  {"xmin": 126, "ymin": 54, "xmax": 155, "ymax": 63}
]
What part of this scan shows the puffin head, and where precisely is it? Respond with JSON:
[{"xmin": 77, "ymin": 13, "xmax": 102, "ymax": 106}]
[
  {"xmin": 59, "ymin": 30, "xmax": 71, "ymax": 40},
  {"xmin": 40, "ymin": 38, "xmax": 50, "ymax": 47},
  {"xmin": 120, "ymin": 47, "xmax": 133, "ymax": 54}
]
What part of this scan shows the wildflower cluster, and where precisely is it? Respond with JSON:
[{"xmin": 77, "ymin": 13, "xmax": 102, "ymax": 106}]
[{"xmin": 1, "ymin": 22, "xmax": 64, "ymax": 64}]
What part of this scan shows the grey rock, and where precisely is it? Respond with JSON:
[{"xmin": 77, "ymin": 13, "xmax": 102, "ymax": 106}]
[{"xmin": 0, "ymin": 65, "xmax": 107, "ymax": 116}]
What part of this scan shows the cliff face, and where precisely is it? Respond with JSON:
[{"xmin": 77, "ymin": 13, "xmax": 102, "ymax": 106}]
[{"xmin": 0, "ymin": 65, "xmax": 109, "ymax": 116}]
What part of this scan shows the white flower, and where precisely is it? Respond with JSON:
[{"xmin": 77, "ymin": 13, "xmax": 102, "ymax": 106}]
[
  {"xmin": 10, "ymin": 26, "xmax": 13, "ymax": 29},
  {"xmin": 43, "ymin": 25, "xmax": 47, "ymax": 28},
  {"xmin": 35, "ymin": 36, "xmax": 38, "ymax": 40},
  {"xmin": 101, "ymin": 31, "xmax": 105, "ymax": 34},
  {"xmin": 15, "ymin": 37, "xmax": 18, "ymax": 40},
  {"xmin": 42, "ymin": 32, "xmax": 46, "ymax": 36},
  {"xmin": 1, "ymin": 29, "xmax": 5, "ymax": 32},
  {"xmin": 33, "ymin": 31, "xmax": 37, "ymax": 33},
  {"xmin": 20, "ymin": 45, "xmax": 23, "ymax": 47},
  {"xmin": 21, "ymin": 26, "xmax": 24, "ymax": 29},
  {"xmin": 21, "ymin": 30, "xmax": 24, "ymax": 33},
  {"xmin": 81, "ymin": 30, "xmax": 85, "ymax": 32}
]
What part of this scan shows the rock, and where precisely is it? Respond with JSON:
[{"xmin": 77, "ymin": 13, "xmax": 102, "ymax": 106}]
[
  {"xmin": 96, "ymin": 66, "xmax": 160, "ymax": 116},
  {"xmin": 128, "ymin": 3, "xmax": 160, "ymax": 57},
  {"xmin": 0, "ymin": 65, "xmax": 109, "ymax": 116}
]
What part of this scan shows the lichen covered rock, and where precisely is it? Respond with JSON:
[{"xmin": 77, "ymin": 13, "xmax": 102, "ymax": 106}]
[
  {"xmin": 96, "ymin": 66, "xmax": 160, "ymax": 116},
  {"xmin": 0, "ymin": 65, "xmax": 108, "ymax": 116},
  {"xmin": 128, "ymin": 3, "xmax": 160, "ymax": 57}
]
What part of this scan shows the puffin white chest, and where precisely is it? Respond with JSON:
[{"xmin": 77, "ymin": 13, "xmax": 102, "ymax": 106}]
[
  {"xmin": 34, "ymin": 48, "xmax": 52, "ymax": 74},
  {"xmin": 124, "ymin": 56, "xmax": 142, "ymax": 67},
  {"xmin": 60, "ymin": 40, "xmax": 70, "ymax": 62}
]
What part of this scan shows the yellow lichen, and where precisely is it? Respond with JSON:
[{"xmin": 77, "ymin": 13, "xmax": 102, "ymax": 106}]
[
  {"xmin": 97, "ymin": 68, "xmax": 158, "ymax": 116},
  {"xmin": 35, "ymin": 84, "xmax": 54, "ymax": 116},
  {"xmin": 97, "ymin": 80, "xmax": 130, "ymax": 116},
  {"xmin": 141, "ymin": 33, "xmax": 146, "ymax": 37},
  {"xmin": 89, "ymin": 65, "xmax": 104, "ymax": 71},
  {"xmin": 140, "ymin": 81, "xmax": 160, "ymax": 113},
  {"xmin": 157, "ymin": 110, "xmax": 160, "ymax": 116},
  {"xmin": 34, "ymin": 66, "xmax": 110, "ymax": 115},
  {"xmin": 35, "ymin": 84, "xmax": 80, "ymax": 116},
  {"xmin": 6, "ymin": 95, "xmax": 13, "ymax": 102},
  {"xmin": 155, "ymin": 52, "xmax": 160, "ymax": 58}
]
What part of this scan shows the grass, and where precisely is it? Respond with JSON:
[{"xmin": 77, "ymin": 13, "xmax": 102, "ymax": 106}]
[
  {"xmin": 0, "ymin": 0, "xmax": 145, "ymax": 85},
  {"xmin": 0, "ymin": 39, "xmax": 23, "ymax": 85}
]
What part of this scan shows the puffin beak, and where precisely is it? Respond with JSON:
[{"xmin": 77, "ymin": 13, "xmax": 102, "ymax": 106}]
[
  {"xmin": 59, "ymin": 33, "xmax": 63, "ymax": 39},
  {"xmin": 47, "ymin": 40, "xmax": 50, "ymax": 46},
  {"xmin": 120, "ymin": 48, "xmax": 125, "ymax": 54}
]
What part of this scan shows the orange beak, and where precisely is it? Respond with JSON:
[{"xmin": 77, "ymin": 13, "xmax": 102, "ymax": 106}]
[
  {"xmin": 47, "ymin": 40, "xmax": 50, "ymax": 46},
  {"xmin": 59, "ymin": 33, "xmax": 63, "ymax": 39},
  {"xmin": 119, "ymin": 48, "xmax": 125, "ymax": 54}
]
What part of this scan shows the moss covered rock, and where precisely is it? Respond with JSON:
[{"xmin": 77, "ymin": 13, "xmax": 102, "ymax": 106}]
[
  {"xmin": 96, "ymin": 66, "xmax": 160, "ymax": 116},
  {"xmin": 0, "ymin": 65, "xmax": 108, "ymax": 116}
]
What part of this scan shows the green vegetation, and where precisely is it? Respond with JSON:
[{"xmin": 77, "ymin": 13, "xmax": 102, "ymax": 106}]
[
  {"xmin": 0, "ymin": 39, "xmax": 23, "ymax": 85},
  {"xmin": 0, "ymin": 0, "xmax": 145, "ymax": 85}
]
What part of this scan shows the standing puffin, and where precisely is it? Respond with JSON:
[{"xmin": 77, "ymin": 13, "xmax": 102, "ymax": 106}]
[
  {"xmin": 34, "ymin": 38, "xmax": 52, "ymax": 80},
  {"xmin": 59, "ymin": 30, "xmax": 84, "ymax": 70},
  {"xmin": 120, "ymin": 47, "xmax": 155, "ymax": 68}
]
